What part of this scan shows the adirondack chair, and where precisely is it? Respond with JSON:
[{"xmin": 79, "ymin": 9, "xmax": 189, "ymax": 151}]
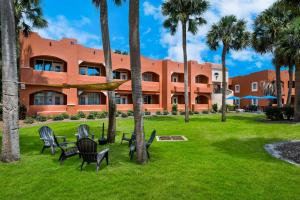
[
  {"xmin": 53, "ymin": 134, "xmax": 79, "ymax": 164},
  {"xmin": 39, "ymin": 126, "xmax": 66, "ymax": 155},
  {"xmin": 121, "ymin": 132, "xmax": 136, "ymax": 146},
  {"xmin": 77, "ymin": 138, "xmax": 109, "ymax": 172},
  {"xmin": 76, "ymin": 124, "xmax": 94, "ymax": 140},
  {"xmin": 129, "ymin": 130, "xmax": 156, "ymax": 160}
]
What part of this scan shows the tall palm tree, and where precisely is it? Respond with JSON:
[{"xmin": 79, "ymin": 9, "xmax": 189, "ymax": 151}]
[
  {"xmin": 129, "ymin": 0, "xmax": 147, "ymax": 164},
  {"xmin": 274, "ymin": 20, "xmax": 300, "ymax": 121},
  {"xmin": 0, "ymin": 0, "xmax": 20, "ymax": 162},
  {"xmin": 207, "ymin": 15, "xmax": 250, "ymax": 122},
  {"xmin": 162, "ymin": 0, "xmax": 209, "ymax": 123},
  {"xmin": 252, "ymin": 5, "xmax": 294, "ymax": 108},
  {"xmin": 287, "ymin": 65, "xmax": 294, "ymax": 105},
  {"xmin": 92, "ymin": 0, "xmax": 124, "ymax": 143}
]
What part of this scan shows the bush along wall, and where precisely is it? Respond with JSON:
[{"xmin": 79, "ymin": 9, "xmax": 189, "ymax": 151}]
[{"xmin": 265, "ymin": 106, "xmax": 294, "ymax": 121}]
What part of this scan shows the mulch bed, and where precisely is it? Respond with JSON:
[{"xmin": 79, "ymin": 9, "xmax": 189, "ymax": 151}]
[{"xmin": 275, "ymin": 142, "xmax": 300, "ymax": 164}]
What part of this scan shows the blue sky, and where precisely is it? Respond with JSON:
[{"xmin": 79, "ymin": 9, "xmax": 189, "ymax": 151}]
[{"xmin": 37, "ymin": 0, "xmax": 277, "ymax": 77}]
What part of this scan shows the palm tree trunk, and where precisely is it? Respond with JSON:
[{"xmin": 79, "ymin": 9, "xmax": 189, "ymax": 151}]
[
  {"xmin": 99, "ymin": 0, "xmax": 116, "ymax": 143},
  {"xmin": 129, "ymin": 0, "xmax": 147, "ymax": 164},
  {"xmin": 221, "ymin": 46, "xmax": 227, "ymax": 122},
  {"xmin": 294, "ymin": 63, "xmax": 300, "ymax": 122},
  {"xmin": 287, "ymin": 66, "xmax": 293, "ymax": 106},
  {"xmin": 275, "ymin": 65, "xmax": 283, "ymax": 108},
  {"xmin": 182, "ymin": 22, "xmax": 189, "ymax": 123},
  {"xmin": 0, "ymin": 0, "xmax": 20, "ymax": 162}
]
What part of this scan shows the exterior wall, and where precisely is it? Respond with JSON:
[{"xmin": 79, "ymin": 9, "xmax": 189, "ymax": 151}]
[
  {"xmin": 19, "ymin": 33, "xmax": 213, "ymax": 116},
  {"xmin": 230, "ymin": 70, "xmax": 295, "ymax": 108}
]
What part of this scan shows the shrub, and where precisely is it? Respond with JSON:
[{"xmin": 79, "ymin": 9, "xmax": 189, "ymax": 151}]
[
  {"xmin": 172, "ymin": 111, "xmax": 178, "ymax": 115},
  {"xmin": 127, "ymin": 110, "xmax": 134, "ymax": 116},
  {"xmin": 70, "ymin": 115, "xmax": 80, "ymax": 120},
  {"xmin": 189, "ymin": 111, "xmax": 194, "ymax": 115},
  {"xmin": 212, "ymin": 104, "xmax": 218, "ymax": 113},
  {"xmin": 19, "ymin": 104, "xmax": 27, "ymax": 120},
  {"xmin": 144, "ymin": 111, "xmax": 151, "ymax": 116},
  {"xmin": 163, "ymin": 110, "xmax": 169, "ymax": 115},
  {"xmin": 102, "ymin": 111, "xmax": 108, "ymax": 117},
  {"xmin": 61, "ymin": 113, "xmax": 69, "ymax": 119},
  {"xmin": 172, "ymin": 104, "xmax": 178, "ymax": 113},
  {"xmin": 194, "ymin": 111, "xmax": 199, "ymax": 114},
  {"xmin": 180, "ymin": 111, "xmax": 185, "ymax": 115},
  {"xmin": 87, "ymin": 113, "xmax": 96, "ymax": 120},
  {"xmin": 247, "ymin": 104, "xmax": 258, "ymax": 112},
  {"xmin": 265, "ymin": 106, "xmax": 284, "ymax": 121},
  {"xmin": 52, "ymin": 115, "xmax": 64, "ymax": 121},
  {"xmin": 202, "ymin": 110, "xmax": 209, "ymax": 114},
  {"xmin": 226, "ymin": 104, "xmax": 236, "ymax": 112},
  {"xmin": 36, "ymin": 115, "xmax": 47, "ymax": 122},
  {"xmin": 282, "ymin": 106, "xmax": 294, "ymax": 120},
  {"xmin": 156, "ymin": 111, "xmax": 162, "ymax": 115},
  {"xmin": 24, "ymin": 117, "xmax": 34, "ymax": 124},
  {"xmin": 77, "ymin": 111, "xmax": 86, "ymax": 118},
  {"xmin": 121, "ymin": 113, "xmax": 128, "ymax": 118}
]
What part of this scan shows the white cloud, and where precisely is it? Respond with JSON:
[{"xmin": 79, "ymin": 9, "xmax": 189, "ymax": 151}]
[
  {"xmin": 35, "ymin": 15, "xmax": 100, "ymax": 46},
  {"xmin": 143, "ymin": 0, "xmax": 276, "ymax": 65},
  {"xmin": 143, "ymin": 27, "xmax": 152, "ymax": 35}
]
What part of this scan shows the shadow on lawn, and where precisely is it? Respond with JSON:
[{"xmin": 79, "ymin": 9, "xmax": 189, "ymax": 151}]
[{"xmin": 212, "ymin": 137, "xmax": 284, "ymax": 163}]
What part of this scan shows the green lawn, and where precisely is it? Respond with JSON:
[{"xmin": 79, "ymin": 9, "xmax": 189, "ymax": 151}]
[{"xmin": 1, "ymin": 114, "xmax": 300, "ymax": 200}]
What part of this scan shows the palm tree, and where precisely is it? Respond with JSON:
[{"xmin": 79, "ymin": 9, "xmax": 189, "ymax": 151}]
[
  {"xmin": 92, "ymin": 0, "xmax": 124, "ymax": 143},
  {"xmin": 207, "ymin": 15, "xmax": 250, "ymax": 122},
  {"xmin": 0, "ymin": 0, "xmax": 20, "ymax": 162},
  {"xmin": 162, "ymin": 0, "xmax": 209, "ymax": 123},
  {"xmin": 274, "ymin": 20, "xmax": 300, "ymax": 121},
  {"xmin": 287, "ymin": 65, "xmax": 294, "ymax": 105},
  {"xmin": 129, "ymin": 0, "xmax": 147, "ymax": 164},
  {"xmin": 252, "ymin": 5, "xmax": 294, "ymax": 108}
]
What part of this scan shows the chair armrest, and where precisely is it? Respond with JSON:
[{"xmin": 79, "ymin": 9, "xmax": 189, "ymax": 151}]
[
  {"xmin": 91, "ymin": 133, "xmax": 95, "ymax": 140},
  {"xmin": 97, "ymin": 148, "xmax": 109, "ymax": 161}
]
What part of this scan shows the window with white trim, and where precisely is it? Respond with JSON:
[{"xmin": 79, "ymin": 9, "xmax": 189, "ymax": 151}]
[
  {"xmin": 251, "ymin": 82, "xmax": 258, "ymax": 92},
  {"xmin": 235, "ymin": 85, "xmax": 240, "ymax": 93}
]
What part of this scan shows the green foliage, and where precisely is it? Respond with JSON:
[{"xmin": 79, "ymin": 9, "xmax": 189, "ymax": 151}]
[
  {"xmin": 77, "ymin": 111, "xmax": 86, "ymax": 118},
  {"xmin": 282, "ymin": 106, "xmax": 294, "ymax": 120},
  {"xmin": 202, "ymin": 110, "xmax": 209, "ymax": 114},
  {"xmin": 24, "ymin": 117, "xmax": 34, "ymax": 124},
  {"xmin": 144, "ymin": 111, "xmax": 151, "ymax": 116},
  {"xmin": 163, "ymin": 110, "xmax": 169, "ymax": 115},
  {"xmin": 35, "ymin": 115, "xmax": 47, "ymax": 122},
  {"xmin": 172, "ymin": 104, "xmax": 178, "ymax": 112},
  {"xmin": 52, "ymin": 115, "xmax": 64, "ymax": 121},
  {"xmin": 172, "ymin": 111, "xmax": 178, "ymax": 115},
  {"xmin": 70, "ymin": 115, "xmax": 80, "ymax": 120},
  {"xmin": 189, "ymin": 111, "xmax": 194, "ymax": 115},
  {"xmin": 61, "ymin": 113, "xmax": 69, "ymax": 119},
  {"xmin": 19, "ymin": 104, "xmax": 27, "ymax": 120},
  {"xmin": 226, "ymin": 104, "xmax": 236, "ymax": 112},
  {"xmin": 194, "ymin": 111, "xmax": 199, "ymax": 114},
  {"xmin": 127, "ymin": 110, "xmax": 134, "ymax": 116},
  {"xmin": 265, "ymin": 106, "xmax": 284, "ymax": 120},
  {"xmin": 212, "ymin": 104, "xmax": 218, "ymax": 113},
  {"xmin": 156, "ymin": 111, "xmax": 162, "ymax": 115},
  {"xmin": 121, "ymin": 113, "xmax": 128, "ymax": 118},
  {"xmin": 180, "ymin": 111, "xmax": 185, "ymax": 115},
  {"xmin": 87, "ymin": 113, "xmax": 96, "ymax": 120}
]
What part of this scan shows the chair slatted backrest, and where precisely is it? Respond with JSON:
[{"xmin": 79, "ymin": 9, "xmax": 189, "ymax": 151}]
[
  {"xmin": 77, "ymin": 124, "xmax": 90, "ymax": 140},
  {"xmin": 39, "ymin": 126, "xmax": 55, "ymax": 146},
  {"xmin": 77, "ymin": 138, "xmax": 97, "ymax": 162},
  {"xmin": 146, "ymin": 130, "xmax": 156, "ymax": 148}
]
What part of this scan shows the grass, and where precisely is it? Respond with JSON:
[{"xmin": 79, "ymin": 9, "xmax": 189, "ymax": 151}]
[{"xmin": 1, "ymin": 114, "xmax": 300, "ymax": 200}]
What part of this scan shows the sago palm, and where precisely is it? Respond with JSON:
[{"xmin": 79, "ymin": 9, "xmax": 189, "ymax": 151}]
[
  {"xmin": 252, "ymin": 4, "xmax": 294, "ymax": 108},
  {"xmin": 92, "ymin": 0, "xmax": 124, "ymax": 143},
  {"xmin": 162, "ymin": 0, "xmax": 209, "ymax": 123},
  {"xmin": 207, "ymin": 15, "xmax": 250, "ymax": 122}
]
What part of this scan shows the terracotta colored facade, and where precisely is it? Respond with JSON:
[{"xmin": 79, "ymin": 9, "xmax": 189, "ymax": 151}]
[
  {"xmin": 19, "ymin": 33, "xmax": 214, "ymax": 116},
  {"xmin": 229, "ymin": 70, "xmax": 295, "ymax": 108}
]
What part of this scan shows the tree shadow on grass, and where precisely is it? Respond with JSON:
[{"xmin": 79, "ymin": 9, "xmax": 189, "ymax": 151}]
[{"xmin": 212, "ymin": 137, "xmax": 285, "ymax": 163}]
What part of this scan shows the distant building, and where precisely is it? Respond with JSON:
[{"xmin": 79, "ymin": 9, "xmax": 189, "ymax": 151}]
[
  {"xmin": 229, "ymin": 70, "xmax": 295, "ymax": 108},
  {"xmin": 19, "ymin": 33, "xmax": 219, "ymax": 116}
]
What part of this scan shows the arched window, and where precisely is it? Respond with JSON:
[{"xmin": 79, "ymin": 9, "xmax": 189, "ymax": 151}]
[
  {"xmin": 142, "ymin": 72, "xmax": 159, "ymax": 82},
  {"xmin": 79, "ymin": 92, "xmax": 106, "ymax": 105},
  {"xmin": 79, "ymin": 62, "xmax": 106, "ymax": 77},
  {"xmin": 30, "ymin": 56, "xmax": 67, "ymax": 72},
  {"xmin": 195, "ymin": 75, "xmax": 209, "ymax": 84},
  {"xmin": 195, "ymin": 95, "xmax": 209, "ymax": 104},
  {"xmin": 30, "ymin": 91, "xmax": 66, "ymax": 105},
  {"xmin": 113, "ymin": 69, "xmax": 131, "ymax": 80}
]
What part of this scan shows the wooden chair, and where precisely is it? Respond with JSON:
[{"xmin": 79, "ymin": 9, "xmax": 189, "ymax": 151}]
[
  {"xmin": 76, "ymin": 124, "xmax": 94, "ymax": 140},
  {"xmin": 77, "ymin": 138, "xmax": 109, "ymax": 172},
  {"xmin": 39, "ymin": 126, "xmax": 66, "ymax": 155},
  {"xmin": 121, "ymin": 132, "xmax": 136, "ymax": 146},
  {"xmin": 53, "ymin": 134, "xmax": 79, "ymax": 164},
  {"xmin": 129, "ymin": 130, "xmax": 156, "ymax": 160}
]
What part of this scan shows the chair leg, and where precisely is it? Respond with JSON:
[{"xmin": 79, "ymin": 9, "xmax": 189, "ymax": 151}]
[
  {"xmin": 130, "ymin": 150, "xmax": 134, "ymax": 160},
  {"xmin": 50, "ymin": 146, "xmax": 55, "ymax": 155},
  {"xmin": 147, "ymin": 149, "xmax": 150, "ymax": 159},
  {"xmin": 80, "ymin": 161, "xmax": 85, "ymax": 171},
  {"xmin": 105, "ymin": 152, "xmax": 109, "ymax": 165},
  {"xmin": 96, "ymin": 161, "xmax": 101, "ymax": 172},
  {"xmin": 41, "ymin": 146, "xmax": 46, "ymax": 154}
]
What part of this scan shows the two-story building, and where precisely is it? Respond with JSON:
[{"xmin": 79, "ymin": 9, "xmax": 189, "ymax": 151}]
[{"xmin": 19, "ymin": 33, "xmax": 215, "ymax": 116}]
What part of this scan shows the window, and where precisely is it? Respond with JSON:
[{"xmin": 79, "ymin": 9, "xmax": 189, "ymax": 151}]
[
  {"xmin": 32, "ymin": 91, "xmax": 64, "ymax": 105},
  {"xmin": 251, "ymin": 82, "xmax": 258, "ymax": 92},
  {"xmin": 195, "ymin": 75, "xmax": 209, "ymax": 84},
  {"xmin": 79, "ymin": 65, "xmax": 101, "ymax": 76},
  {"xmin": 116, "ymin": 94, "xmax": 128, "ymax": 104},
  {"xmin": 143, "ymin": 73, "xmax": 153, "ymax": 82},
  {"xmin": 120, "ymin": 72, "xmax": 128, "ymax": 80},
  {"xmin": 113, "ymin": 71, "xmax": 120, "ymax": 79},
  {"xmin": 143, "ymin": 95, "xmax": 152, "ymax": 104},
  {"xmin": 34, "ymin": 59, "xmax": 64, "ymax": 72},
  {"xmin": 113, "ymin": 71, "xmax": 128, "ymax": 80},
  {"xmin": 171, "ymin": 74, "xmax": 178, "ymax": 82},
  {"xmin": 235, "ymin": 85, "xmax": 240, "ymax": 93},
  {"xmin": 79, "ymin": 93, "xmax": 101, "ymax": 105}
]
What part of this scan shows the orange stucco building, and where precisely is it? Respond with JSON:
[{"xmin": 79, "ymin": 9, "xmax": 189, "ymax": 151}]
[
  {"xmin": 19, "ymin": 33, "xmax": 214, "ymax": 116},
  {"xmin": 230, "ymin": 70, "xmax": 295, "ymax": 108}
]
